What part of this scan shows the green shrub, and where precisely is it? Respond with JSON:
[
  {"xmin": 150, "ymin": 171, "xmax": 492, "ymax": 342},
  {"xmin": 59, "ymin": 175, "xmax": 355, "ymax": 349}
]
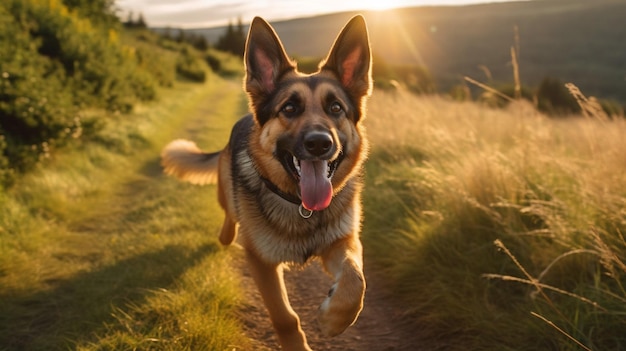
[
  {"xmin": 176, "ymin": 47, "xmax": 207, "ymax": 82},
  {"xmin": 61, "ymin": 0, "xmax": 117, "ymax": 26},
  {"xmin": 293, "ymin": 56, "xmax": 319, "ymax": 74},
  {"xmin": 372, "ymin": 55, "xmax": 435, "ymax": 93},
  {"xmin": 124, "ymin": 30, "xmax": 177, "ymax": 88},
  {"xmin": 0, "ymin": 0, "xmax": 166, "ymax": 183},
  {"xmin": 0, "ymin": 4, "xmax": 81, "ymax": 179},
  {"xmin": 479, "ymin": 83, "xmax": 534, "ymax": 108},
  {"xmin": 203, "ymin": 49, "xmax": 243, "ymax": 78},
  {"xmin": 536, "ymin": 77, "xmax": 581, "ymax": 116},
  {"xmin": 449, "ymin": 83, "xmax": 472, "ymax": 101},
  {"xmin": 0, "ymin": 135, "xmax": 12, "ymax": 185},
  {"xmin": 19, "ymin": 0, "xmax": 157, "ymax": 111},
  {"xmin": 599, "ymin": 98, "xmax": 624, "ymax": 118},
  {"xmin": 205, "ymin": 52, "xmax": 222, "ymax": 73}
]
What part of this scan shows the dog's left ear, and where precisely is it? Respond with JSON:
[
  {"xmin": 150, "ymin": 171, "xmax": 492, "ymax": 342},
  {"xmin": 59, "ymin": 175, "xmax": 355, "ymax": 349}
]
[
  {"xmin": 244, "ymin": 17, "xmax": 295, "ymax": 98},
  {"xmin": 321, "ymin": 15, "xmax": 372, "ymax": 99}
]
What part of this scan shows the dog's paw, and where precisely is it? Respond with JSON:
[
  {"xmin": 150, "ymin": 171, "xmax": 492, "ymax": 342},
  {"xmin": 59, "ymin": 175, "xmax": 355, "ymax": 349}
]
[{"xmin": 317, "ymin": 275, "xmax": 365, "ymax": 337}]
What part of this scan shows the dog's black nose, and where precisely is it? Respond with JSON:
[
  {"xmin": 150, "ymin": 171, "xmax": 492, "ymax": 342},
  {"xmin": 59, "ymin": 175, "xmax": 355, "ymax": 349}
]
[{"xmin": 304, "ymin": 131, "xmax": 333, "ymax": 157}]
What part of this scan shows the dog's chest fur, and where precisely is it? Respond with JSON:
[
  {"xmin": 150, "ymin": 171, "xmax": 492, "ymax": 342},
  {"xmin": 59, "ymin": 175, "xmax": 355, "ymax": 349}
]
[{"xmin": 228, "ymin": 115, "xmax": 361, "ymax": 264}]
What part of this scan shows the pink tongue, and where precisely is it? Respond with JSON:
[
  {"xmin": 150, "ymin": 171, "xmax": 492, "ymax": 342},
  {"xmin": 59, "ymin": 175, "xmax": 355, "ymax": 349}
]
[{"xmin": 299, "ymin": 160, "xmax": 333, "ymax": 211}]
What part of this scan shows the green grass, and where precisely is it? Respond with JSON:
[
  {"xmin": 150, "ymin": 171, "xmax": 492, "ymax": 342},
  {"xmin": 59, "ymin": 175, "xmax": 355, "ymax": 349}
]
[
  {"xmin": 362, "ymin": 90, "xmax": 626, "ymax": 350},
  {"xmin": 0, "ymin": 74, "xmax": 251, "ymax": 350}
]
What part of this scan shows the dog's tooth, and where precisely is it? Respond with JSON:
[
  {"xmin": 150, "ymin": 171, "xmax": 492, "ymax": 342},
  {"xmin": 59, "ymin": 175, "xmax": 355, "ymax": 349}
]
[
  {"xmin": 327, "ymin": 160, "xmax": 335, "ymax": 179},
  {"xmin": 293, "ymin": 155, "xmax": 301, "ymax": 174}
]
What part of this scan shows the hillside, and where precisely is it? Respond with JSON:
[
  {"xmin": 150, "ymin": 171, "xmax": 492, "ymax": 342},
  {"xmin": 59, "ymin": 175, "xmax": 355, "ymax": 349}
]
[
  {"xmin": 0, "ymin": 0, "xmax": 221, "ymax": 185},
  {"xmin": 2, "ymin": 79, "xmax": 624, "ymax": 350},
  {"xmin": 186, "ymin": 0, "xmax": 626, "ymax": 103}
]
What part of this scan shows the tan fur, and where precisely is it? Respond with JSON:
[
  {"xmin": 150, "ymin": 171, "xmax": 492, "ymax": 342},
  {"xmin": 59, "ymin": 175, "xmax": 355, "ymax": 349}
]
[
  {"xmin": 161, "ymin": 139, "xmax": 219, "ymax": 185},
  {"xmin": 161, "ymin": 16, "xmax": 372, "ymax": 351}
]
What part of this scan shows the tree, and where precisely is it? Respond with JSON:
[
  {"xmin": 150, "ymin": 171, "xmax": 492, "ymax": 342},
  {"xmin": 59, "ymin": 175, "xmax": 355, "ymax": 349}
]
[
  {"xmin": 176, "ymin": 28, "xmax": 186, "ymax": 43},
  {"xmin": 125, "ymin": 11, "xmax": 134, "ymax": 26},
  {"xmin": 190, "ymin": 33, "xmax": 208, "ymax": 51},
  {"xmin": 123, "ymin": 11, "xmax": 147, "ymax": 28},
  {"xmin": 215, "ymin": 17, "xmax": 245, "ymax": 57},
  {"xmin": 136, "ymin": 12, "xmax": 147, "ymax": 28}
]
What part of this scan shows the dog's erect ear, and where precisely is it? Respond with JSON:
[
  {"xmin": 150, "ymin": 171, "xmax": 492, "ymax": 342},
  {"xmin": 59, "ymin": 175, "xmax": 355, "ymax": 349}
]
[
  {"xmin": 321, "ymin": 15, "xmax": 372, "ymax": 99},
  {"xmin": 244, "ymin": 17, "xmax": 295, "ymax": 98}
]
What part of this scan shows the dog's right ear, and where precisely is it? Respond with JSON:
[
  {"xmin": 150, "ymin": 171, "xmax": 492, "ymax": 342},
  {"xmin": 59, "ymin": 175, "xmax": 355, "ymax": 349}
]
[
  {"xmin": 321, "ymin": 15, "xmax": 372, "ymax": 100},
  {"xmin": 244, "ymin": 17, "xmax": 295, "ymax": 101}
]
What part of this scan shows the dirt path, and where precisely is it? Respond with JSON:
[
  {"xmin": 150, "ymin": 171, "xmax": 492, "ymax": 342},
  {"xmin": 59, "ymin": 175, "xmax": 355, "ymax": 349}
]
[{"xmin": 236, "ymin": 255, "xmax": 420, "ymax": 351}]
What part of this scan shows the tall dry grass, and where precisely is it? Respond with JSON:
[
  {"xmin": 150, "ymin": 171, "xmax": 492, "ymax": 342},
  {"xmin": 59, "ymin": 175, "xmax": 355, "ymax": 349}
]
[{"xmin": 363, "ymin": 87, "xmax": 626, "ymax": 350}]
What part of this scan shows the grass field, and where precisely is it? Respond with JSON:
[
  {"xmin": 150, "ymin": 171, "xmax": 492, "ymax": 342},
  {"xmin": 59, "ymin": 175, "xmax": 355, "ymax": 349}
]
[
  {"xmin": 0, "ymin": 76, "xmax": 252, "ymax": 350},
  {"xmin": 363, "ymin": 89, "xmax": 626, "ymax": 350},
  {"xmin": 1, "ymin": 74, "xmax": 625, "ymax": 350}
]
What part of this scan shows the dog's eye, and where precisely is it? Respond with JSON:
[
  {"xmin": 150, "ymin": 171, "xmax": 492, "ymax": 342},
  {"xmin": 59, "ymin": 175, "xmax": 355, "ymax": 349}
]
[
  {"xmin": 281, "ymin": 102, "xmax": 297, "ymax": 116},
  {"xmin": 329, "ymin": 102, "xmax": 343, "ymax": 114}
]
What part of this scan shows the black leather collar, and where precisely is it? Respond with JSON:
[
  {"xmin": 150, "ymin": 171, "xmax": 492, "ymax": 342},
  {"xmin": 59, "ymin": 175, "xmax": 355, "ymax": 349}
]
[{"xmin": 260, "ymin": 176, "xmax": 301, "ymax": 205}]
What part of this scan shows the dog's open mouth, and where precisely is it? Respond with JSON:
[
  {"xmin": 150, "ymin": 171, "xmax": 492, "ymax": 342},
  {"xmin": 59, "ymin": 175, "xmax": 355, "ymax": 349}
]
[{"xmin": 278, "ymin": 151, "xmax": 343, "ymax": 211}]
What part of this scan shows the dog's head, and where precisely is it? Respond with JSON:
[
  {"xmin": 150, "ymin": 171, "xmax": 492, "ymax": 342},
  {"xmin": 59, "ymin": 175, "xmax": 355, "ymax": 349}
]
[{"xmin": 244, "ymin": 16, "xmax": 372, "ymax": 212}]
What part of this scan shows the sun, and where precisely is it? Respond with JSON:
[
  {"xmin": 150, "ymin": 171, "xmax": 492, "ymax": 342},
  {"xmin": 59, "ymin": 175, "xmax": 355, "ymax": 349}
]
[{"xmin": 348, "ymin": 0, "xmax": 404, "ymax": 11}]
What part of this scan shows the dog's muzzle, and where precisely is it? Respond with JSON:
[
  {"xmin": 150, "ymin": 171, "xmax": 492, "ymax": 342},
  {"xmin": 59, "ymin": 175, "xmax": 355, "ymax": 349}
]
[{"xmin": 276, "ymin": 130, "xmax": 344, "ymax": 212}]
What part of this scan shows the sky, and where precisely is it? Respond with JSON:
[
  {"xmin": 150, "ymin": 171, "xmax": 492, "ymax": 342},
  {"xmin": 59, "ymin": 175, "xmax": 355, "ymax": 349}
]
[{"xmin": 114, "ymin": 0, "xmax": 520, "ymax": 28}]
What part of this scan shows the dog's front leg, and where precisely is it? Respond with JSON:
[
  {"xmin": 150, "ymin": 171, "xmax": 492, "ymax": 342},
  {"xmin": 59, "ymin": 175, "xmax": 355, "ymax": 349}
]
[
  {"xmin": 317, "ymin": 235, "xmax": 366, "ymax": 337},
  {"xmin": 245, "ymin": 249, "xmax": 312, "ymax": 351}
]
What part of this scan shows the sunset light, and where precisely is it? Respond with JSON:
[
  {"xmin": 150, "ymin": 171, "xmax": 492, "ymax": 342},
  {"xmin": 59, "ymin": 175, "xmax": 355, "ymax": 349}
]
[
  {"xmin": 115, "ymin": 0, "xmax": 522, "ymax": 28},
  {"xmin": 351, "ymin": 0, "xmax": 401, "ymax": 11},
  {"xmin": 4, "ymin": 0, "xmax": 626, "ymax": 350}
]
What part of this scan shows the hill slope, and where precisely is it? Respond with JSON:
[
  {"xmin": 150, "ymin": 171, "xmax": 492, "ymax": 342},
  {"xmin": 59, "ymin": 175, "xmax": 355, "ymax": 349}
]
[{"xmin": 187, "ymin": 0, "xmax": 626, "ymax": 102}]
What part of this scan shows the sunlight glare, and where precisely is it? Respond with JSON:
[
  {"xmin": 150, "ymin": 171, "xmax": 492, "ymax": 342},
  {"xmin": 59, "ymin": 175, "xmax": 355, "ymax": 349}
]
[{"xmin": 349, "ymin": 0, "xmax": 401, "ymax": 11}]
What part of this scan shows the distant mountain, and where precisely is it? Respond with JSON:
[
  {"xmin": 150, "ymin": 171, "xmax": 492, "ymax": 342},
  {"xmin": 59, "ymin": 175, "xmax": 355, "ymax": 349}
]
[{"xmin": 180, "ymin": 0, "xmax": 626, "ymax": 102}]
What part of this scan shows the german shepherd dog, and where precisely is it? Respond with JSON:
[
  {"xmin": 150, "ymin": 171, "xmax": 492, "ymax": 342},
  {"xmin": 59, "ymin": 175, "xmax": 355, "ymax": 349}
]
[{"xmin": 161, "ymin": 15, "xmax": 372, "ymax": 351}]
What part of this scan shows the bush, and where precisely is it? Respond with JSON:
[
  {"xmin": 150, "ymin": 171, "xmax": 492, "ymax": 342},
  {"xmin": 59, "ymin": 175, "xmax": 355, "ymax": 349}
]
[
  {"xmin": 0, "ymin": 0, "xmax": 223, "ymax": 185},
  {"xmin": 293, "ymin": 57, "xmax": 319, "ymax": 74},
  {"xmin": 372, "ymin": 55, "xmax": 435, "ymax": 94},
  {"xmin": 0, "ymin": 0, "xmax": 165, "ymax": 183},
  {"xmin": 60, "ymin": 0, "xmax": 117, "ymax": 26},
  {"xmin": 477, "ymin": 82, "xmax": 534, "ymax": 108},
  {"xmin": 449, "ymin": 84, "xmax": 472, "ymax": 101},
  {"xmin": 536, "ymin": 77, "xmax": 581, "ymax": 116},
  {"xmin": 126, "ymin": 30, "xmax": 178, "ymax": 88},
  {"xmin": 599, "ymin": 99, "xmax": 624, "ymax": 118},
  {"xmin": 176, "ymin": 47, "xmax": 207, "ymax": 82},
  {"xmin": 16, "ymin": 0, "xmax": 158, "ymax": 111},
  {"xmin": 0, "ymin": 4, "xmax": 81, "ymax": 179},
  {"xmin": 0, "ymin": 135, "xmax": 12, "ymax": 185}
]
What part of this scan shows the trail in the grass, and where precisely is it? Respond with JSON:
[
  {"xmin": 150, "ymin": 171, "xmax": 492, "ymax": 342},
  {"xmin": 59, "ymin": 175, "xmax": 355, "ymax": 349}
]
[{"xmin": 236, "ymin": 255, "xmax": 423, "ymax": 351}]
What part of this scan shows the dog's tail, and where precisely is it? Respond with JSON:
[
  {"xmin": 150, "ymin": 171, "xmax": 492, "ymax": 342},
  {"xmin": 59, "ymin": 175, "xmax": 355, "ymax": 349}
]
[{"xmin": 161, "ymin": 139, "xmax": 220, "ymax": 185}]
